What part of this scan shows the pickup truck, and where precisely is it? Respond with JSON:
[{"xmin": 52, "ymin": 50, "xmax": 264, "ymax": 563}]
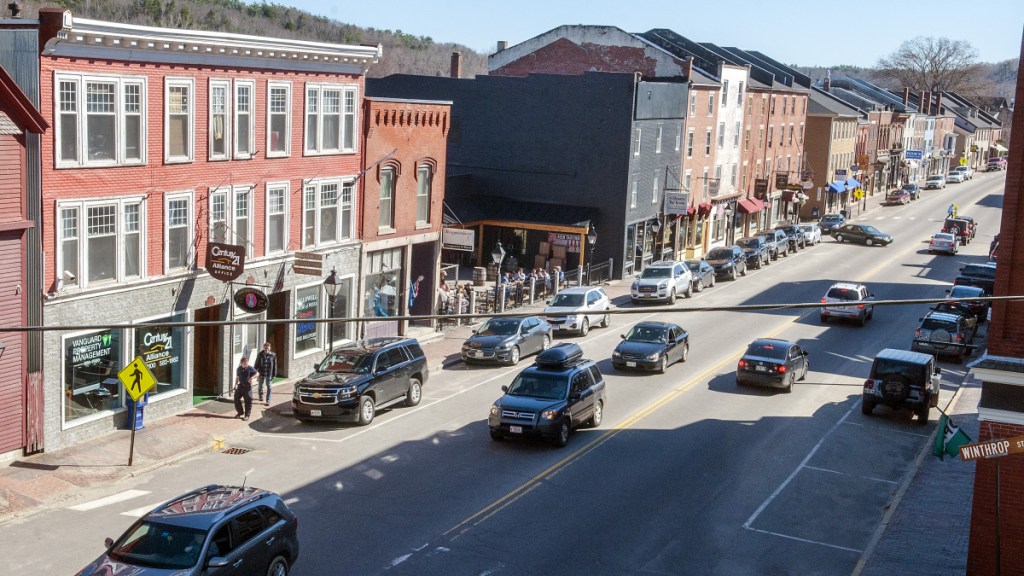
[{"xmin": 953, "ymin": 263, "xmax": 997, "ymax": 294}]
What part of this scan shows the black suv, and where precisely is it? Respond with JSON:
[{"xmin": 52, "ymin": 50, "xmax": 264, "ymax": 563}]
[
  {"xmin": 862, "ymin": 348, "xmax": 941, "ymax": 425},
  {"xmin": 705, "ymin": 245, "xmax": 748, "ymax": 280},
  {"xmin": 736, "ymin": 236, "xmax": 771, "ymax": 268},
  {"xmin": 77, "ymin": 485, "xmax": 300, "ymax": 576},
  {"xmin": 292, "ymin": 337, "xmax": 428, "ymax": 424},
  {"xmin": 774, "ymin": 224, "xmax": 807, "ymax": 253},
  {"xmin": 488, "ymin": 343, "xmax": 606, "ymax": 447}
]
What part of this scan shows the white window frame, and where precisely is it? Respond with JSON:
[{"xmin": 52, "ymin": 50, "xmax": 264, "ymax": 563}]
[
  {"xmin": 54, "ymin": 72, "xmax": 148, "ymax": 168},
  {"xmin": 655, "ymin": 125, "xmax": 663, "ymax": 154},
  {"xmin": 675, "ymin": 126, "xmax": 681, "ymax": 152},
  {"xmin": 302, "ymin": 177, "xmax": 356, "ymax": 248},
  {"xmin": 379, "ymin": 167, "xmax": 396, "ymax": 231},
  {"xmin": 652, "ymin": 171, "xmax": 660, "ymax": 204},
  {"xmin": 57, "ymin": 196, "xmax": 147, "ymax": 288},
  {"xmin": 266, "ymin": 80, "xmax": 292, "ymax": 158},
  {"xmin": 416, "ymin": 163, "xmax": 432, "ymax": 225},
  {"xmin": 633, "ymin": 128, "xmax": 642, "ymax": 156},
  {"xmin": 265, "ymin": 182, "xmax": 290, "ymax": 255},
  {"xmin": 164, "ymin": 190, "xmax": 194, "ymax": 273},
  {"xmin": 234, "ymin": 79, "xmax": 256, "ymax": 160},
  {"xmin": 207, "ymin": 186, "xmax": 253, "ymax": 255},
  {"xmin": 687, "ymin": 128, "xmax": 694, "ymax": 158},
  {"xmin": 690, "ymin": 93, "xmax": 697, "ymax": 116},
  {"xmin": 702, "ymin": 168, "xmax": 709, "ymax": 194},
  {"xmin": 708, "ymin": 92, "xmax": 715, "ymax": 117},
  {"xmin": 304, "ymin": 82, "xmax": 359, "ymax": 156},
  {"xmin": 208, "ymin": 78, "xmax": 231, "ymax": 161},
  {"xmin": 164, "ymin": 77, "xmax": 194, "ymax": 163},
  {"xmin": 734, "ymin": 122, "xmax": 741, "ymax": 147},
  {"xmin": 630, "ymin": 181, "xmax": 637, "ymax": 208},
  {"xmin": 684, "ymin": 169, "xmax": 692, "ymax": 193},
  {"xmin": 721, "ymin": 80, "xmax": 729, "ymax": 106},
  {"xmin": 718, "ymin": 122, "xmax": 725, "ymax": 149},
  {"xmin": 737, "ymin": 81, "xmax": 744, "ymax": 106}
]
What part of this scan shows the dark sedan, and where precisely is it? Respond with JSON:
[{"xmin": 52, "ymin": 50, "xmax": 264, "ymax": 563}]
[
  {"xmin": 685, "ymin": 259, "xmax": 716, "ymax": 292},
  {"xmin": 706, "ymin": 245, "xmax": 748, "ymax": 280},
  {"xmin": 832, "ymin": 223, "xmax": 893, "ymax": 246},
  {"xmin": 946, "ymin": 284, "xmax": 990, "ymax": 321},
  {"xmin": 612, "ymin": 321, "xmax": 689, "ymax": 373},
  {"xmin": 462, "ymin": 316, "xmax": 552, "ymax": 365},
  {"xmin": 736, "ymin": 338, "xmax": 809, "ymax": 393}
]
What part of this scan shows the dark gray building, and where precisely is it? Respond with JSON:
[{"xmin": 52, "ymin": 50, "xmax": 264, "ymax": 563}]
[{"xmin": 368, "ymin": 72, "xmax": 688, "ymax": 280}]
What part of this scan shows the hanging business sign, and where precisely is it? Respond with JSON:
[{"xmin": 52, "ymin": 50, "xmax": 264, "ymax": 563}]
[
  {"xmin": 835, "ymin": 169, "xmax": 847, "ymax": 177},
  {"xmin": 754, "ymin": 179, "xmax": 769, "ymax": 200},
  {"xmin": 205, "ymin": 242, "xmax": 246, "ymax": 282},
  {"xmin": 905, "ymin": 149, "xmax": 923, "ymax": 160},
  {"xmin": 233, "ymin": 287, "xmax": 269, "ymax": 314},
  {"xmin": 442, "ymin": 228, "xmax": 475, "ymax": 252},
  {"xmin": 664, "ymin": 192, "xmax": 690, "ymax": 215},
  {"xmin": 775, "ymin": 174, "xmax": 789, "ymax": 189}
]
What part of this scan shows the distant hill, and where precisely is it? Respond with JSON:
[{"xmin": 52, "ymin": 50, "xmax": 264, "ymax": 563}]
[{"xmin": 19, "ymin": 0, "xmax": 490, "ymax": 78}]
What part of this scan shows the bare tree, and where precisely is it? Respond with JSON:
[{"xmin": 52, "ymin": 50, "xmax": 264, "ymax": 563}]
[{"xmin": 876, "ymin": 36, "xmax": 980, "ymax": 92}]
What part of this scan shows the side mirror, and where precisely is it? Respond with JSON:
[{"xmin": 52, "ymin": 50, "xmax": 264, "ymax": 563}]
[
  {"xmin": 934, "ymin": 367, "xmax": 942, "ymax": 375},
  {"xmin": 569, "ymin": 392, "xmax": 582, "ymax": 401},
  {"xmin": 104, "ymin": 537, "xmax": 114, "ymax": 549},
  {"xmin": 471, "ymin": 329, "xmax": 478, "ymax": 334},
  {"xmin": 918, "ymin": 318, "xmax": 923, "ymax": 322},
  {"xmin": 802, "ymin": 351, "xmax": 809, "ymax": 357},
  {"xmin": 620, "ymin": 334, "xmax": 626, "ymax": 340},
  {"xmin": 501, "ymin": 385, "xmax": 509, "ymax": 392},
  {"xmin": 207, "ymin": 557, "xmax": 230, "ymax": 568}
]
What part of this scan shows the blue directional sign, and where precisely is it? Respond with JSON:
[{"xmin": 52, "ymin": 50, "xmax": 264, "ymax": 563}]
[{"xmin": 905, "ymin": 149, "xmax": 923, "ymax": 160}]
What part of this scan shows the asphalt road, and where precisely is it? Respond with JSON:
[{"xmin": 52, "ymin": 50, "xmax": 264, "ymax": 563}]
[{"xmin": 3, "ymin": 173, "xmax": 1006, "ymax": 575}]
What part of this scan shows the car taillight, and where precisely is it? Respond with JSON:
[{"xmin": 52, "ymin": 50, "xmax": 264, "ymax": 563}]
[
  {"xmin": 777, "ymin": 365, "xmax": 786, "ymax": 373},
  {"xmin": 858, "ymin": 304, "xmax": 865, "ymax": 309},
  {"xmin": 821, "ymin": 297, "xmax": 827, "ymax": 304},
  {"xmin": 738, "ymin": 360, "xmax": 747, "ymax": 368},
  {"xmin": 915, "ymin": 328, "xmax": 921, "ymax": 338},
  {"xmin": 955, "ymin": 333, "xmax": 963, "ymax": 342},
  {"xmin": 864, "ymin": 379, "xmax": 874, "ymax": 389}
]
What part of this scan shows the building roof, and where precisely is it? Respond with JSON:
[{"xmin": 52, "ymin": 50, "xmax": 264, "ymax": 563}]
[
  {"xmin": 443, "ymin": 193, "xmax": 596, "ymax": 230},
  {"xmin": 0, "ymin": 63, "xmax": 46, "ymax": 134},
  {"xmin": 807, "ymin": 87, "xmax": 863, "ymax": 117}
]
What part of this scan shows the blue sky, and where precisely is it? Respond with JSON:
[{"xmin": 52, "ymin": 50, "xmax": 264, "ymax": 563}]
[{"xmin": 285, "ymin": 0, "xmax": 1023, "ymax": 67}]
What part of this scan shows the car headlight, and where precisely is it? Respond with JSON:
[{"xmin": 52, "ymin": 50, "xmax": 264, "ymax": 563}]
[
  {"xmin": 612, "ymin": 351, "xmax": 622, "ymax": 358},
  {"xmin": 490, "ymin": 404, "xmax": 499, "ymax": 416},
  {"xmin": 646, "ymin": 352, "xmax": 660, "ymax": 361},
  {"xmin": 541, "ymin": 409, "xmax": 560, "ymax": 420},
  {"xmin": 499, "ymin": 340, "xmax": 513, "ymax": 349},
  {"xmin": 339, "ymin": 385, "xmax": 357, "ymax": 398}
]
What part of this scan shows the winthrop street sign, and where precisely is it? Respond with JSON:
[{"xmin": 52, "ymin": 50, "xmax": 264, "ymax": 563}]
[{"xmin": 958, "ymin": 435, "xmax": 1024, "ymax": 462}]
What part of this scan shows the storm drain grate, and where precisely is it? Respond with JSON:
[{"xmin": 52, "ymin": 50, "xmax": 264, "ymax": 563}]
[{"xmin": 222, "ymin": 447, "xmax": 252, "ymax": 455}]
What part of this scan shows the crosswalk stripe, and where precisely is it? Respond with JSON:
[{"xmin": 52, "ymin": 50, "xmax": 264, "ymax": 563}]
[
  {"xmin": 69, "ymin": 489, "xmax": 150, "ymax": 511},
  {"xmin": 121, "ymin": 503, "xmax": 159, "ymax": 517}
]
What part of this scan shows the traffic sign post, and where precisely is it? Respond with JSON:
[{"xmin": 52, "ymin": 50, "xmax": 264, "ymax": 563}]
[{"xmin": 118, "ymin": 357, "xmax": 158, "ymax": 466}]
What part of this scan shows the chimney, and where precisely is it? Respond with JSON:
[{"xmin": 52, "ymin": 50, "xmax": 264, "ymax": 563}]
[
  {"xmin": 823, "ymin": 70, "xmax": 831, "ymax": 91},
  {"xmin": 496, "ymin": 40, "xmax": 508, "ymax": 53},
  {"xmin": 8, "ymin": 1, "xmax": 21, "ymax": 17},
  {"xmin": 902, "ymin": 87, "xmax": 910, "ymax": 106},
  {"xmin": 684, "ymin": 56, "xmax": 694, "ymax": 82},
  {"xmin": 922, "ymin": 91, "xmax": 930, "ymax": 114},
  {"xmin": 935, "ymin": 92, "xmax": 943, "ymax": 114},
  {"xmin": 450, "ymin": 51, "xmax": 462, "ymax": 79}
]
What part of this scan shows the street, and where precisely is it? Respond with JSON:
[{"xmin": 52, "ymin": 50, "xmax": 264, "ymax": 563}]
[{"xmin": 3, "ymin": 174, "xmax": 1005, "ymax": 575}]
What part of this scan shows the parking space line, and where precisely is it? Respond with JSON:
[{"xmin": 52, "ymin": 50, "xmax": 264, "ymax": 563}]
[
  {"xmin": 69, "ymin": 489, "xmax": 150, "ymax": 511},
  {"xmin": 803, "ymin": 464, "xmax": 898, "ymax": 485},
  {"xmin": 744, "ymin": 526, "xmax": 863, "ymax": 554}
]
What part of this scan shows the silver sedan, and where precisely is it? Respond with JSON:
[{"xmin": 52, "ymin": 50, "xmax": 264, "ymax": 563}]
[{"xmin": 928, "ymin": 232, "xmax": 959, "ymax": 255}]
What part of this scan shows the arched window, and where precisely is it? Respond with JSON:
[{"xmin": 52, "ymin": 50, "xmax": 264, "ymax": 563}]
[{"xmin": 416, "ymin": 161, "xmax": 435, "ymax": 224}]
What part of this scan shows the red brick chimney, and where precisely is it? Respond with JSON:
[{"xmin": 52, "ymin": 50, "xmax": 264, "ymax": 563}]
[
  {"xmin": 922, "ymin": 91, "xmax": 931, "ymax": 114},
  {"xmin": 450, "ymin": 51, "xmax": 462, "ymax": 79},
  {"xmin": 935, "ymin": 92, "xmax": 942, "ymax": 114},
  {"xmin": 902, "ymin": 87, "xmax": 910, "ymax": 106}
]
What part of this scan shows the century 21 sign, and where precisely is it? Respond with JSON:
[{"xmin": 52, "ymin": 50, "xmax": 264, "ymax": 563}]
[{"xmin": 205, "ymin": 242, "xmax": 246, "ymax": 282}]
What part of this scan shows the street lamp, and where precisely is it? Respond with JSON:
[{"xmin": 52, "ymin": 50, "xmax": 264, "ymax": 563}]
[
  {"xmin": 323, "ymin": 269, "xmax": 344, "ymax": 353},
  {"xmin": 491, "ymin": 240, "xmax": 506, "ymax": 311},
  {"xmin": 587, "ymin": 226, "xmax": 598, "ymax": 249}
]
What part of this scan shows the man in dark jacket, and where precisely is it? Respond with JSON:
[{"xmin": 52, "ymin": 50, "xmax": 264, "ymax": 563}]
[
  {"xmin": 234, "ymin": 356, "xmax": 258, "ymax": 421},
  {"xmin": 254, "ymin": 342, "xmax": 278, "ymax": 405}
]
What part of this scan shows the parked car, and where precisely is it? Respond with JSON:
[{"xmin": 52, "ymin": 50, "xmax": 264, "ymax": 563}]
[
  {"xmin": 291, "ymin": 337, "xmax": 428, "ymax": 424},
  {"xmin": 942, "ymin": 217, "xmax": 974, "ymax": 245},
  {"xmin": 820, "ymin": 281, "xmax": 875, "ymax": 326},
  {"xmin": 861, "ymin": 348, "xmax": 941, "ymax": 425},
  {"xmin": 953, "ymin": 262, "xmax": 998, "ymax": 295},
  {"xmin": 611, "ymin": 321, "xmax": 689, "ymax": 373},
  {"xmin": 735, "ymin": 236, "xmax": 771, "ymax": 269},
  {"xmin": 774, "ymin": 224, "xmax": 807, "ymax": 252},
  {"xmin": 986, "ymin": 157, "xmax": 1007, "ymax": 171},
  {"xmin": 912, "ymin": 310, "xmax": 975, "ymax": 363},
  {"xmin": 488, "ymin": 343, "xmax": 605, "ymax": 447},
  {"xmin": 818, "ymin": 213, "xmax": 847, "ymax": 233},
  {"xmin": 945, "ymin": 170, "xmax": 965, "ymax": 183},
  {"xmin": 799, "ymin": 223, "xmax": 822, "ymax": 246},
  {"xmin": 630, "ymin": 260, "xmax": 693, "ymax": 304},
  {"xmin": 759, "ymin": 229, "xmax": 790, "ymax": 259},
  {"xmin": 685, "ymin": 259, "xmax": 716, "ymax": 292},
  {"xmin": 946, "ymin": 284, "xmax": 990, "ymax": 322},
  {"xmin": 736, "ymin": 338, "xmax": 809, "ymax": 393},
  {"xmin": 462, "ymin": 316, "xmax": 552, "ymax": 366},
  {"xmin": 76, "ymin": 485, "xmax": 300, "ymax": 576},
  {"xmin": 885, "ymin": 189, "xmax": 911, "ymax": 205},
  {"xmin": 930, "ymin": 301, "xmax": 979, "ymax": 338},
  {"xmin": 954, "ymin": 165, "xmax": 974, "ymax": 180},
  {"xmin": 832, "ymin": 223, "xmax": 893, "ymax": 246},
  {"xmin": 544, "ymin": 286, "xmax": 610, "ymax": 336},
  {"xmin": 924, "ymin": 175, "xmax": 946, "ymax": 189},
  {"xmin": 957, "ymin": 215, "xmax": 979, "ymax": 240},
  {"xmin": 928, "ymin": 232, "xmax": 959, "ymax": 255},
  {"xmin": 705, "ymin": 245, "xmax": 748, "ymax": 280},
  {"xmin": 902, "ymin": 183, "xmax": 922, "ymax": 200}
]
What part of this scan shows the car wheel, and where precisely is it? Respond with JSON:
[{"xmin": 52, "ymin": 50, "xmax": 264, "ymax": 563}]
[
  {"xmin": 740, "ymin": 264, "xmax": 747, "ymax": 277},
  {"xmin": 681, "ymin": 342, "xmax": 689, "ymax": 363},
  {"xmin": 490, "ymin": 429, "xmax": 504, "ymax": 441},
  {"xmin": 357, "ymin": 396, "xmax": 375, "ymax": 425},
  {"xmin": 866, "ymin": 238, "xmax": 875, "ymax": 246},
  {"xmin": 763, "ymin": 255, "xmax": 770, "ymax": 266},
  {"xmin": 658, "ymin": 356, "xmax": 668, "ymax": 374},
  {"xmin": 541, "ymin": 334, "xmax": 551, "ymax": 351},
  {"xmin": 552, "ymin": 420, "xmax": 570, "ymax": 448},
  {"xmin": 588, "ymin": 400, "xmax": 603, "ymax": 428},
  {"xmin": 836, "ymin": 234, "xmax": 844, "ymax": 243},
  {"xmin": 601, "ymin": 313, "xmax": 610, "ymax": 328},
  {"xmin": 861, "ymin": 398, "xmax": 875, "ymax": 415},
  {"xmin": 782, "ymin": 247, "xmax": 789, "ymax": 257},
  {"xmin": 858, "ymin": 313, "xmax": 867, "ymax": 327},
  {"xmin": 916, "ymin": 404, "xmax": 930, "ymax": 425},
  {"xmin": 579, "ymin": 317, "xmax": 590, "ymax": 336},
  {"xmin": 405, "ymin": 378, "xmax": 422, "ymax": 407},
  {"xmin": 685, "ymin": 283, "xmax": 693, "ymax": 298},
  {"xmin": 710, "ymin": 274, "xmax": 716, "ymax": 288},
  {"xmin": 730, "ymin": 267, "xmax": 738, "ymax": 281},
  {"xmin": 820, "ymin": 314, "xmax": 828, "ymax": 323},
  {"xmin": 267, "ymin": 555, "xmax": 289, "ymax": 576},
  {"xmin": 668, "ymin": 289, "xmax": 676, "ymax": 304},
  {"xmin": 783, "ymin": 374, "xmax": 793, "ymax": 393},
  {"xmin": 507, "ymin": 346, "xmax": 521, "ymax": 366},
  {"xmin": 696, "ymin": 278, "xmax": 704, "ymax": 293}
]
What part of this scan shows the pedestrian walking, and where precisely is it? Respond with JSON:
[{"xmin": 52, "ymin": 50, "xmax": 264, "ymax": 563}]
[
  {"xmin": 234, "ymin": 356, "xmax": 258, "ymax": 421},
  {"xmin": 254, "ymin": 342, "xmax": 277, "ymax": 405}
]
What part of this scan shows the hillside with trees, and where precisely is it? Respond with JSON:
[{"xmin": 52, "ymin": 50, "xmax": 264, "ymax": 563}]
[{"xmin": 17, "ymin": 0, "xmax": 490, "ymax": 78}]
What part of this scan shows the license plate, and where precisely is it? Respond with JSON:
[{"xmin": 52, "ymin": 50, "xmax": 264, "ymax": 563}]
[
  {"xmin": 310, "ymin": 409, "xmax": 322, "ymax": 417},
  {"xmin": 755, "ymin": 365, "xmax": 767, "ymax": 372},
  {"xmin": 626, "ymin": 361, "xmax": 637, "ymax": 367},
  {"xmin": 509, "ymin": 425, "xmax": 523, "ymax": 434}
]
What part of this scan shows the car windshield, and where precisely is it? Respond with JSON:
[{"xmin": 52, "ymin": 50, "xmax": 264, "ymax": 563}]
[
  {"xmin": 736, "ymin": 238, "xmax": 762, "ymax": 249},
  {"xmin": 745, "ymin": 342, "xmax": 787, "ymax": 360},
  {"xmin": 707, "ymin": 248, "xmax": 733, "ymax": 260},
  {"xmin": 872, "ymin": 359, "xmax": 926, "ymax": 382},
  {"xmin": 505, "ymin": 372, "xmax": 568, "ymax": 400},
  {"xmin": 317, "ymin": 350, "xmax": 373, "ymax": 374},
  {"xmin": 640, "ymin": 267, "xmax": 672, "ymax": 279},
  {"xmin": 550, "ymin": 293, "xmax": 585, "ymax": 307},
  {"xmin": 685, "ymin": 261, "xmax": 701, "ymax": 272},
  {"xmin": 625, "ymin": 325, "xmax": 669, "ymax": 344},
  {"xmin": 950, "ymin": 286, "xmax": 983, "ymax": 298},
  {"xmin": 933, "ymin": 233, "xmax": 955, "ymax": 241},
  {"xmin": 928, "ymin": 176, "xmax": 943, "ymax": 181},
  {"xmin": 822, "ymin": 215, "xmax": 843, "ymax": 223},
  {"xmin": 962, "ymin": 265, "xmax": 997, "ymax": 278},
  {"xmin": 477, "ymin": 318, "xmax": 522, "ymax": 336},
  {"xmin": 861, "ymin": 225, "xmax": 883, "ymax": 235},
  {"xmin": 947, "ymin": 172, "xmax": 959, "ymax": 177},
  {"xmin": 826, "ymin": 287, "xmax": 860, "ymax": 301},
  {"xmin": 800, "ymin": 225, "xmax": 814, "ymax": 232},
  {"xmin": 903, "ymin": 184, "xmax": 918, "ymax": 190},
  {"xmin": 108, "ymin": 520, "xmax": 207, "ymax": 569}
]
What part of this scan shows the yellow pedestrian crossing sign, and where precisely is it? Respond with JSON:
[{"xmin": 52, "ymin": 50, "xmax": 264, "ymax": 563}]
[
  {"xmin": 119, "ymin": 356, "xmax": 157, "ymax": 402},
  {"xmin": 960, "ymin": 157, "xmax": 968, "ymax": 166}
]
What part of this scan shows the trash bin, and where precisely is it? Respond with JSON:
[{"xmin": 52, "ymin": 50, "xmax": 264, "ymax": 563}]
[{"xmin": 125, "ymin": 393, "xmax": 148, "ymax": 430}]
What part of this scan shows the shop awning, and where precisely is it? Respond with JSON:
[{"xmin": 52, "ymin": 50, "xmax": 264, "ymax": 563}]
[
  {"xmin": 736, "ymin": 198, "xmax": 765, "ymax": 214},
  {"xmin": 697, "ymin": 202, "xmax": 712, "ymax": 217},
  {"xmin": 441, "ymin": 194, "xmax": 595, "ymax": 232},
  {"xmin": 845, "ymin": 177, "xmax": 861, "ymax": 189},
  {"xmin": 828, "ymin": 181, "xmax": 847, "ymax": 194},
  {"xmin": 994, "ymin": 143, "xmax": 1008, "ymax": 152},
  {"xmin": 686, "ymin": 205, "xmax": 696, "ymax": 216}
]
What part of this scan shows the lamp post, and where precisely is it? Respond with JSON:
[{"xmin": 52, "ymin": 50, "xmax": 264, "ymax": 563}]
[
  {"xmin": 649, "ymin": 220, "xmax": 660, "ymax": 260},
  {"xmin": 491, "ymin": 240, "xmax": 505, "ymax": 311},
  {"xmin": 323, "ymin": 269, "xmax": 344, "ymax": 354}
]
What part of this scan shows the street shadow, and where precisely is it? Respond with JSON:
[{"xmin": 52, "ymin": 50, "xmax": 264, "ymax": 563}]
[{"xmin": 975, "ymin": 194, "xmax": 1003, "ymax": 209}]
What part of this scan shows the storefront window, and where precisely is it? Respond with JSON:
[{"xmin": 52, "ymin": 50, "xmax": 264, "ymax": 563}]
[
  {"xmin": 135, "ymin": 312, "xmax": 187, "ymax": 396},
  {"xmin": 329, "ymin": 277, "xmax": 354, "ymax": 345},
  {"xmin": 295, "ymin": 286, "xmax": 321, "ymax": 354},
  {"xmin": 64, "ymin": 329, "xmax": 123, "ymax": 422},
  {"xmin": 365, "ymin": 248, "xmax": 402, "ymax": 318}
]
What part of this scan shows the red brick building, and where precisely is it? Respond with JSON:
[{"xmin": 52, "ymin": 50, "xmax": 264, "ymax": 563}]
[{"xmin": 0, "ymin": 64, "xmax": 47, "ymax": 457}]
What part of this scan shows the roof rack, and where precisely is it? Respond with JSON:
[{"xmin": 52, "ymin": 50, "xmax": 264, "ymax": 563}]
[{"xmin": 535, "ymin": 343, "xmax": 584, "ymax": 368}]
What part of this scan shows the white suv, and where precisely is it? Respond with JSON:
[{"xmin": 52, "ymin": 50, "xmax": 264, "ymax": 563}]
[
  {"xmin": 820, "ymin": 282, "xmax": 875, "ymax": 326},
  {"xmin": 630, "ymin": 260, "xmax": 693, "ymax": 304},
  {"xmin": 544, "ymin": 286, "xmax": 611, "ymax": 336}
]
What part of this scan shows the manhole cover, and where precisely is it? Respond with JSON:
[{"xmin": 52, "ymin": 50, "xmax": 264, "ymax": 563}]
[{"xmin": 222, "ymin": 447, "xmax": 251, "ymax": 455}]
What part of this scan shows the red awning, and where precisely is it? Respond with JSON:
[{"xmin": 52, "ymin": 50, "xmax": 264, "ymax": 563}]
[
  {"xmin": 687, "ymin": 206, "xmax": 696, "ymax": 216},
  {"xmin": 736, "ymin": 198, "xmax": 765, "ymax": 214},
  {"xmin": 697, "ymin": 202, "xmax": 712, "ymax": 217}
]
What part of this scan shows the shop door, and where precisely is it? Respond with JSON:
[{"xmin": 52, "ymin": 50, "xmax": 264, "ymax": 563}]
[
  {"xmin": 232, "ymin": 315, "xmax": 264, "ymax": 369},
  {"xmin": 193, "ymin": 304, "xmax": 222, "ymax": 397}
]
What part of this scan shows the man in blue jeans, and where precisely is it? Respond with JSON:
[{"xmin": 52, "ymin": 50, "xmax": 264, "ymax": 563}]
[{"xmin": 254, "ymin": 342, "xmax": 278, "ymax": 405}]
